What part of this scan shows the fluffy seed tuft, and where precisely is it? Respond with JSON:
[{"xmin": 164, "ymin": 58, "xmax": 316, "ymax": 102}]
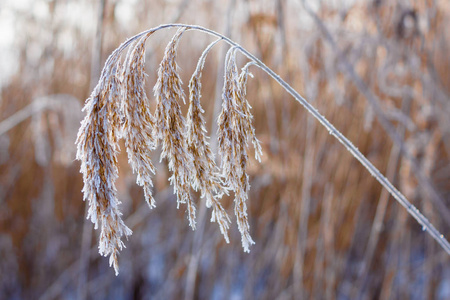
[
  {"xmin": 187, "ymin": 39, "xmax": 231, "ymax": 242},
  {"xmin": 76, "ymin": 27, "xmax": 263, "ymax": 274},
  {"xmin": 121, "ymin": 33, "xmax": 157, "ymax": 208},
  {"xmin": 154, "ymin": 28, "xmax": 197, "ymax": 228},
  {"xmin": 76, "ymin": 50, "xmax": 132, "ymax": 276},
  {"xmin": 217, "ymin": 48, "xmax": 261, "ymax": 251}
]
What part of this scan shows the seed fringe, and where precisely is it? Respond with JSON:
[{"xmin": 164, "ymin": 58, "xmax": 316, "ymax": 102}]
[
  {"xmin": 76, "ymin": 52, "xmax": 132, "ymax": 276},
  {"xmin": 187, "ymin": 39, "xmax": 231, "ymax": 242},
  {"xmin": 154, "ymin": 28, "xmax": 197, "ymax": 228},
  {"xmin": 217, "ymin": 48, "xmax": 261, "ymax": 251},
  {"xmin": 77, "ymin": 24, "xmax": 449, "ymax": 276},
  {"xmin": 121, "ymin": 33, "xmax": 157, "ymax": 209}
]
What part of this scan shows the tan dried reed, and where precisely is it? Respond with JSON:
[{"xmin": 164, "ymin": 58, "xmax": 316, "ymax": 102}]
[
  {"xmin": 218, "ymin": 48, "xmax": 262, "ymax": 251},
  {"xmin": 76, "ymin": 24, "xmax": 450, "ymax": 275},
  {"xmin": 121, "ymin": 33, "xmax": 157, "ymax": 209},
  {"xmin": 76, "ymin": 51, "xmax": 131, "ymax": 275},
  {"xmin": 153, "ymin": 28, "xmax": 197, "ymax": 228},
  {"xmin": 187, "ymin": 39, "xmax": 231, "ymax": 242}
]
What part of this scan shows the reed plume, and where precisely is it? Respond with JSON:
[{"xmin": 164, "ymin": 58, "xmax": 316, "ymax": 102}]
[
  {"xmin": 217, "ymin": 48, "xmax": 262, "ymax": 251},
  {"xmin": 76, "ymin": 24, "xmax": 450, "ymax": 275},
  {"xmin": 187, "ymin": 39, "xmax": 231, "ymax": 242},
  {"xmin": 153, "ymin": 28, "xmax": 197, "ymax": 228},
  {"xmin": 121, "ymin": 33, "xmax": 157, "ymax": 209},
  {"xmin": 76, "ymin": 51, "xmax": 132, "ymax": 275}
]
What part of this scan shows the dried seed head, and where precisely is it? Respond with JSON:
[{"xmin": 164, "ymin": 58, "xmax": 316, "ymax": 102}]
[
  {"xmin": 238, "ymin": 63, "xmax": 262, "ymax": 162},
  {"xmin": 77, "ymin": 27, "xmax": 264, "ymax": 275},
  {"xmin": 76, "ymin": 51, "xmax": 132, "ymax": 276},
  {"xmin": 154, "ymin": 28, "xmax": 197, "ymax": 228},
  {"xmin": 218, "ymin": 48, "xmax": 261, "ymax": 252},
  {"xmin": 187, "ymin": 39, "xmax": 231, "ymax": 242},
  {"xmin": 121, "ymin": 34, "xmax": 157, "ymax": 208}
]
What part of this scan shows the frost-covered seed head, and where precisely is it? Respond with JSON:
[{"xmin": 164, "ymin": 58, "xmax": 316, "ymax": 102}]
[
  {"xmin": 217, "ymin": 48, "xmax": 261, "ymax": 251},
  {"xmin": 154, "ymin": 28, "xmax": 197, "ymax": 228},
  {"xmin": 76, "ymin": 50, "xmax": 132, "ymax": 276},
  {"xmin": 121, "ymin": 33, "xmax": 157, "ymax": 209},
  {"xmin": 187, "ymin": 39, "xmax": 231, "ymax": 242},
  {"xmin": 76, "ymin": 27, "xmax": 263, "ymax": 275}
]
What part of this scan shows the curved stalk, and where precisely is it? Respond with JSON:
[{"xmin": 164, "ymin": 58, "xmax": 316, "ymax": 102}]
[{"xmin": 102, "ymin": 23, "xmax": 450, "ymax": 255}]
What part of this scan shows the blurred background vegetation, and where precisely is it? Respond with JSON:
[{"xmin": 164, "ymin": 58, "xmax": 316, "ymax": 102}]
[{"xmin": 0, "ymin": 0, "xmax": 449, "ymax": 299}]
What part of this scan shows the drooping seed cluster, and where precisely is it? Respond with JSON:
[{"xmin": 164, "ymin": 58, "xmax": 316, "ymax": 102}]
[
  {"xmin": 76, "ymin": 50, "xmax": 132, "ymax": 276},
  {"xmin": 76, "ymin": 28, "xmax": 262, "ymax": 275},
  {"xmin": 187, "ymin": 39, "xmax": 231, "ymax": 242},
  {"xmin": 153, "ymin": 28, "xmax": 197, "ymax": 228},
  {"xmin": 121, "ymin": 34, "xmax": 157, "ymax": 209},
  {"xmin": 218, "ymin": 48, "xmax": 262, "ymax": 252}
]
